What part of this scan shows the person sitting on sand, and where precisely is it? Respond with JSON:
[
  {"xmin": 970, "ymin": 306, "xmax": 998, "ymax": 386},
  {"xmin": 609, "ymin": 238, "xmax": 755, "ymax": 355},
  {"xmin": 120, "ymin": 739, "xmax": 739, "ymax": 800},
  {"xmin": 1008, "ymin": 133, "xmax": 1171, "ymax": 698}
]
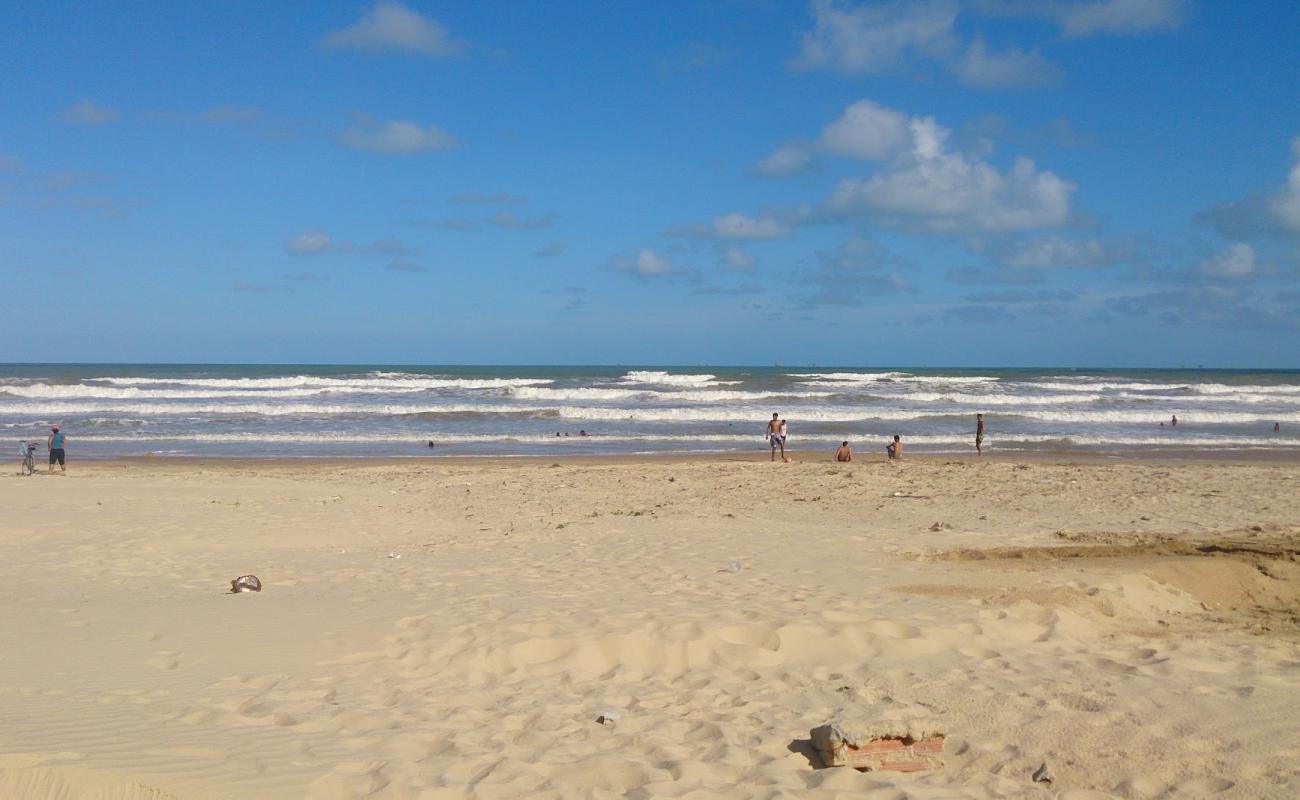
[
  {"xmin": 886, "ymin": 435, "xmax": 903, "ymax": 459},
  {"xmin": 834, "ymin": 441, "xmax": 853, "ymax": 462}
]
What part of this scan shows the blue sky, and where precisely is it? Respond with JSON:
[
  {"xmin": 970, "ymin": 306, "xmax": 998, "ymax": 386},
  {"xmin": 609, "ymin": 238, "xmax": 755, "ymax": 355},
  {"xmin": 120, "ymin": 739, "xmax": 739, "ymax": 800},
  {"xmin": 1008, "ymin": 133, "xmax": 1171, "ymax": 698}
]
[{"xmin": 2, "ymin": 0, "xmax": 1298, "ymax": 367}]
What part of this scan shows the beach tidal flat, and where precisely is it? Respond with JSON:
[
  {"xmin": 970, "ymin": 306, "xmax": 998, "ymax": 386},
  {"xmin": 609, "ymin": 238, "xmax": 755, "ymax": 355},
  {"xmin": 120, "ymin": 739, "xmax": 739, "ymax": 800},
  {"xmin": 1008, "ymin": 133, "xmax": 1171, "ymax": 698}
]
[{"xmin": 1, "ymin": 456, "xmax": 1298, "ymax": 799}]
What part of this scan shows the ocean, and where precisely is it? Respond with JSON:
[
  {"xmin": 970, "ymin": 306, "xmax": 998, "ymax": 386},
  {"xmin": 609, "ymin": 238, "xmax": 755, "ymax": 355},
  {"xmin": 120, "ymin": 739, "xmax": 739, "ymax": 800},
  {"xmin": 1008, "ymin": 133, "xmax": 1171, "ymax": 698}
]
[{"xmin": 2, "ymin": 364, "xmax": 1298, "ymax": 459}]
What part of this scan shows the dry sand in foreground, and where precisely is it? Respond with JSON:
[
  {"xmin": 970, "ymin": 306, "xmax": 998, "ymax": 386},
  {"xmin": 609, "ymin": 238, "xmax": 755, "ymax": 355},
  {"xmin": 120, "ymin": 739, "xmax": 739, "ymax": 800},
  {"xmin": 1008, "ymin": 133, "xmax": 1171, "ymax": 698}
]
[{"xmin": 1, "ymin": 456, "xmax": 1298, "ymax": 799}]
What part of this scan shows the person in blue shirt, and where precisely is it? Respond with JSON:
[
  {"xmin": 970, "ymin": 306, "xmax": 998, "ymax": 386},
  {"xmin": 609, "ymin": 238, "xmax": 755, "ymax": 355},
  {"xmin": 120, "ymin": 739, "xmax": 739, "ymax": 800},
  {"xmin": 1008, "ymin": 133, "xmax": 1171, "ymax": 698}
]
[{"xmin": 47, "ymin": 426, "xmax": 66, "ymax": 475}]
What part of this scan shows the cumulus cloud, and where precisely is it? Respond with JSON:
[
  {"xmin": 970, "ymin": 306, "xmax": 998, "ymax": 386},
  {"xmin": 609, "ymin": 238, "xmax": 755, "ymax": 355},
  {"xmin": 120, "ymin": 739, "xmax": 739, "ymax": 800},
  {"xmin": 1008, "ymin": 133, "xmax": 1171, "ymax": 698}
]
[
  {"xmin": 59, "ymin": 100, "xmax": 120, "ymax": 126},
  {"xmin": 1057, "ymin": 0, "xmax": 1189, "ymax": 37},
  {"xmin": 1200, "ymin": 136, "xmax": 1300, "ymax": 239},
  {"xmin": 340, "ymin": 119, "xmax": 457, "ymax": 154},
  {"xmin": 823, "ymin": 107, "xmax": 1074, "ymax": 234},
  {"xmin": 973, "ymin": 0, "xmax": 1189, "ymax": 37},
  {"xmin": 712, "ymin": 213, "xmax": 792, "ymax": 240},
  {"xmin": 610, "ymin": 248, "xmax": 688, "ymax": 278},
  {"xmin": 993, "ymin": 235, "xmax": 1132, "ymax": 268},
  {"xmin": 953, "ymin": 37, "xmax": 1060, "ymax": 89},
  {"xmin": 1198, "ymin": 243, "xmax": 1259, "ymax": 280},
  {"xmin": 753, "ymin": 142, "xmax": 817, "ymax": 177},
  {"xmin": 791, "ymin": 1, "xmax": 1061, "ymax": 89},
  {"xmin": 817, "ymin": 99, "xmax": 911, "ymax": 160},
  {"xmin": 668, "ymin": 212, "xmax": 794, "ymax": 240},
  {"xmin": 322, "ymin": 2, "xmax": 466, "ymax": 58},
  {"xmin": 792, "ymin": 0, "xmax": 958, "ymax": 75},
  {"xmin": 287, "ymin": 229, "xmax": 333, "ymax": 255},
  {"xmin": 718, "ymin": 245, "xmax": 757, "ymax": 271}
]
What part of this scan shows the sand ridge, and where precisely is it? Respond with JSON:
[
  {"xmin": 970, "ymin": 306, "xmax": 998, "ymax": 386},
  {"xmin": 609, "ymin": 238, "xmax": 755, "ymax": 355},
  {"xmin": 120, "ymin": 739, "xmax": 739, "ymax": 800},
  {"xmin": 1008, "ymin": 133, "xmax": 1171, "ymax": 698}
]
[{"xmin": 1, "ymin": 457, "xmax": 1298, "ymax": 798}]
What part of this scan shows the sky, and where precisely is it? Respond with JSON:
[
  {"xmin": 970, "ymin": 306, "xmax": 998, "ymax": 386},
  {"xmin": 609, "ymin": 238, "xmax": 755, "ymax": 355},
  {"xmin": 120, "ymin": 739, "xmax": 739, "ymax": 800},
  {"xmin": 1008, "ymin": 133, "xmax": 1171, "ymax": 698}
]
[{"xmin": 2, "ymin": 0, "xmax": 1299, "ymax": 367}]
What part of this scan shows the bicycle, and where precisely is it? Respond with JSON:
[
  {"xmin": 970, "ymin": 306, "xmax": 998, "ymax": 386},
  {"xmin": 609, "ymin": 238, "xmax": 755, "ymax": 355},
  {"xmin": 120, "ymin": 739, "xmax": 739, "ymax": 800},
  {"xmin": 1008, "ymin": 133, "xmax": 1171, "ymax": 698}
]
[{"xmin": 19, "ymin": 441, "xmax": 38, "ymax": 476}]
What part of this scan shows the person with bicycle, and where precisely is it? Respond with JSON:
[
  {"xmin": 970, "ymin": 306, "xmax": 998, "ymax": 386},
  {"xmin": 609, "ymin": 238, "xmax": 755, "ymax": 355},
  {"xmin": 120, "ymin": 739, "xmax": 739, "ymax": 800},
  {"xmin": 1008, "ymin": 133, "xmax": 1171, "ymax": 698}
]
[{"xmin": 47, "ymin": 426, "xmax": 66, "ymax": 475}]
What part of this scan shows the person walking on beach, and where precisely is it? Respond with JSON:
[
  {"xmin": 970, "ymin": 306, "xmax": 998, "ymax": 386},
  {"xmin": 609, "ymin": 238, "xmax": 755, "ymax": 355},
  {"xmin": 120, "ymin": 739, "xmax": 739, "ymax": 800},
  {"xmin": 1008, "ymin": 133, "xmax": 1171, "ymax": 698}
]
[
  {"xmin": 975, "ymin": 414, "xmax": 985, "ymax": 455},
  {"xmin": 834, "ymin": 441, "xmax": 853, "ymax": 462},
  {"xmin": 47, "ymin": 426, "xmax": 66, "ymax": 475},
  {"xmin": 766, "ymin": 413, "xmax": 785, "ymax": 462}
]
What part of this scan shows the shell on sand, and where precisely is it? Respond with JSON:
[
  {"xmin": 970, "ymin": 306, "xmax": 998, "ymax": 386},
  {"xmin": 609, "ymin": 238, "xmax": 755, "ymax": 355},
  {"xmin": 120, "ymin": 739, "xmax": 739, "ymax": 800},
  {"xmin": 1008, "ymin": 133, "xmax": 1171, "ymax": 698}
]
[{"xmin": 230, "ymin": 575, "xmax": 262, "ymax": 593}]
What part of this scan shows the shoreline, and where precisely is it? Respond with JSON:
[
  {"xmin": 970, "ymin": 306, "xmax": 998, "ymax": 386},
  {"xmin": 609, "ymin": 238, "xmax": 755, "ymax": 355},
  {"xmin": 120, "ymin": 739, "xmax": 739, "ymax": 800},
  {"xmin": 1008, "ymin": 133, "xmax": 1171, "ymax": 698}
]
[{"xmin": 39, "ymin": 446, "xmax": 1300, "ymax": 469}]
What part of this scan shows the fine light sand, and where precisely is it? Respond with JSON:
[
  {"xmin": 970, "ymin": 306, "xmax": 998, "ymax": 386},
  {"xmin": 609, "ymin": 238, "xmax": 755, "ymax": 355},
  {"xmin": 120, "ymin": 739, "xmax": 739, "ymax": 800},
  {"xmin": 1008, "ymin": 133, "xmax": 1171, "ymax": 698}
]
[{"xmin": 1, "ymin": 455, "xmax": 1298, "ymax": 799}]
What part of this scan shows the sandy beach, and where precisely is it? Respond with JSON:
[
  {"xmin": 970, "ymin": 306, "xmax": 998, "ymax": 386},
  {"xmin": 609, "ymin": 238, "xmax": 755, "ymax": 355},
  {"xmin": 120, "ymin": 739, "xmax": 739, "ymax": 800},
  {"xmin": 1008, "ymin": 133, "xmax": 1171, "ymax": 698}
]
[{"xmin": 2, "ymin": 454, "xmax": 1298, "ymax": 799}]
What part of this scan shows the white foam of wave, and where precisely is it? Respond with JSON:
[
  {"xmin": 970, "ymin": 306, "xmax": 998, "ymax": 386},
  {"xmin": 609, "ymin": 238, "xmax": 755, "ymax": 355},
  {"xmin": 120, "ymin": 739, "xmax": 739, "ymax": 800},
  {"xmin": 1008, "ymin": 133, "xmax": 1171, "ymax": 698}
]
[
  {"xmin": 618, "ymin": 370, "xmax": 719, "ymax": 385},
  {"xmin": 0, "ymin": 402, "xmax": 553, "ymax": 417},
  {"xmin": 1, "ymin": 384, "xmax": 430, "ymax": 400},
  {"xmin": 788, "ymin": 372, "xmax": 909, "ymax": 381},
  {"xmin": 509, "ymin": 386, "xmax": 834, "ymax": 403},
  {"xmin": 1028, "ymin": 380, "xmax": 1300, "ymax": 395},
  {"xmin": 96, "ymin": 375, "xmax": 553, "ymax": 390},
  {"xmin": 792, "ymin": 373, "xmax": 1000, "ymax": 385},
  {"xmin": 552, "ymin": 405, "xmax": 1300, "ymax": 424}
]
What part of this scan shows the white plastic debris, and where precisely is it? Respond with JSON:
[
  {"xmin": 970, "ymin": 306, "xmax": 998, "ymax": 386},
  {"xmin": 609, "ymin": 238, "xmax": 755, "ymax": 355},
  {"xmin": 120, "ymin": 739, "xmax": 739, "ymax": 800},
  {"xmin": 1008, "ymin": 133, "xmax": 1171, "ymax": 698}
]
[
  {"xmin": 595, "ymin": 711, "xmax": 621, "ymax": 726},
  {"xmin": 387, "ymin": 552, "xmax": 402, "ymax": 560},
  {"xmin": 230, "ymin": 575, "xmax": 262, "ymax": 593},
  {"xmin": 716, "ymin": 559, "xmax": 742, "ymax": 573}
]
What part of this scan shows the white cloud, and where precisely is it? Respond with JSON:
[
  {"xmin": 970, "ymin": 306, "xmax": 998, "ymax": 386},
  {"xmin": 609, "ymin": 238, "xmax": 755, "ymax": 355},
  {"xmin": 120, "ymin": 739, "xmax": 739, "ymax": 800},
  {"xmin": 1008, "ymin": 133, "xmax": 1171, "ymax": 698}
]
[
  {"xmin": 998, "ymin": 236, "xmax": 1130, "ymax": 268},
  {"xmin": 818, "ymin": 99, "xmax": 911, "ymax": 160},
  {"xmin": 322, "ymin": 2, "xmax": 465, "ymax": 58},
  {"xmin": 287, "ymin": 230, "xmax": 333, "ymax": 254},
  {"xmin": 792, "ymin": 0, "xmax": 958, "ymax": 74},
  {"xmin": 611, "ymin": 248, "xmax": 685, "ymax": 278},
  {"xmin": 953, "ymin": 37, "xmax": 1060, "ymax": 89},
  {"xmin": 1273, "ymin": 136, "xmax": 1300, "ymax": 233},
  {"xmin": 753, "ymin": 143, "xmax": 816, "ymax": 176},
  {"xmin": 718, "ymin": 245, "xmax": 757, "ymax": 271},
  {"xmin": 340, "ymin": 119, "xmax": 457, "ymax": 154},
  {"xmin": 59, "ymin": 100, "xmax": 120, "ymax": 126},
  {"xmin": 1198, "ymin": 243, "xmax": 1258, "ymax": 280},
  {"xmin": 712, "ymin": 213, "xmax": 792, "ymax": 240},
  {"xmin": 1059, "ymin": 0, "xmax": 1188, "ymax": 37},
  {"xmin": 823, "ymin": 101, "xmax": 1075, "ymax": 234}
]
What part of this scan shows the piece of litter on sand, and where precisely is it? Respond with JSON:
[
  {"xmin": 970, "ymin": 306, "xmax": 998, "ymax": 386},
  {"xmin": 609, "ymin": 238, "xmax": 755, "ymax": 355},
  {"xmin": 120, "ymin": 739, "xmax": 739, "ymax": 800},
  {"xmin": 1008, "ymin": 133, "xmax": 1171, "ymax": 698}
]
[
  {"xmin": 929, "ymin": 522, "xmax": 948, "ymax": 531},
  {"xmin": 595, "ymin": 711, "xmax": 620, "ymax": 726},
  {"xmin": 229, "ymin": 575, "xmax": 262, "ymax": 594},
  {"xmin": 1032, "ymin": 762, "xmax": 1054, "ymax": 784},
  {"xmin": 387, "ymin": 552, "xmax": 402, "ymax": 559},
  {"xmin": 716, "ymin": 559, "xmax": 742, "ymax": 573}
]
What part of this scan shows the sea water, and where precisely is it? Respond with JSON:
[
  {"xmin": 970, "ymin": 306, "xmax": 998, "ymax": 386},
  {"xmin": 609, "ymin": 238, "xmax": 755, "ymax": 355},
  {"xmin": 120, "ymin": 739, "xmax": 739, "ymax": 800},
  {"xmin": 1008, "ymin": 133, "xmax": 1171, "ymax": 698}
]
[{"xmin": 2, "ymin": 364, "xmax": 1298, "ymax": 458}]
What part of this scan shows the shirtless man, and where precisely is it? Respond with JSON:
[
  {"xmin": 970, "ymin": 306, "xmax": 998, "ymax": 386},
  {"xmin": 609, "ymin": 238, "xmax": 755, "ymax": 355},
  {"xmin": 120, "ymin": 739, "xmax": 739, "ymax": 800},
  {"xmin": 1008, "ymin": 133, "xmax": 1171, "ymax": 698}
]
[
  {"xmin": 766, "ymin": 413, "xmax": 785, "ymax": 462},
  {"xmin": 975, "ymin": 414, "xmax": 985, "ymax": 455},
  {"xmin": 886, "ymin": 434, "xmax": 903, "ymax": 459},
  {"xmin": 834, "ymin": 441, "xmax": 852, "ymax": 462}
]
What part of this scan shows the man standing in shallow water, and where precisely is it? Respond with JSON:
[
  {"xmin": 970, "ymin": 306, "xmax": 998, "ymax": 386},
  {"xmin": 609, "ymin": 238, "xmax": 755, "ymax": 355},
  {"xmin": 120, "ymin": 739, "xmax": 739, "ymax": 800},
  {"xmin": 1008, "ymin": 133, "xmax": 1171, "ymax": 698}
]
[{"xmin": 975, "ymin": 414, "xmax": 985, "ymax": 455}]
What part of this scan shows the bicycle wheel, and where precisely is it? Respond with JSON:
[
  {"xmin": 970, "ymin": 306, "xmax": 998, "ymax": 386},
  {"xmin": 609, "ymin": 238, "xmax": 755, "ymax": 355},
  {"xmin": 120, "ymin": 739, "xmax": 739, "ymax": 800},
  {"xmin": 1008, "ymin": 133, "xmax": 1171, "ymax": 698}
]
[{"xmin": 22, "ymin": 456, "xmax": 34, "ymax": 476}]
